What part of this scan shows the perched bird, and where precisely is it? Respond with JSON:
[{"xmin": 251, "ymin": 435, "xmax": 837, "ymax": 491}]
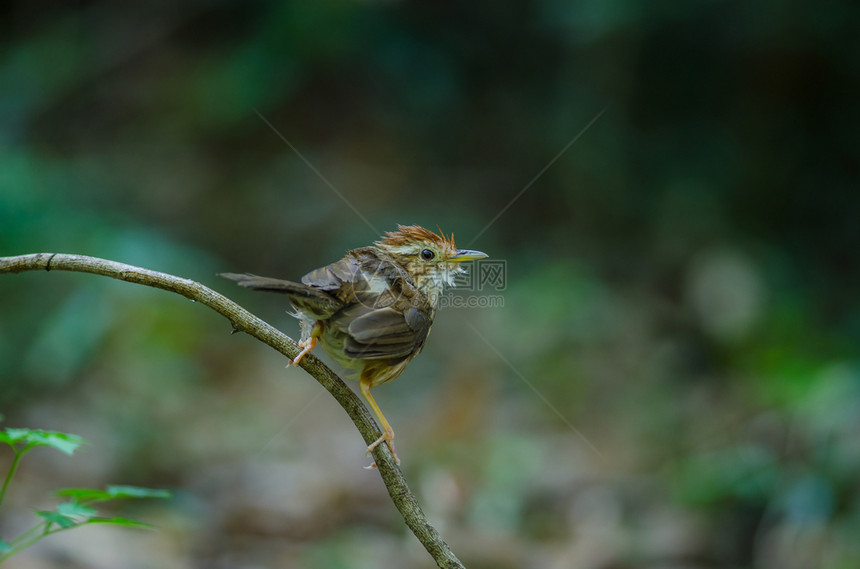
[{"xmin": 220, "ymin": 225, "xmax": 487, "ymax": 465}]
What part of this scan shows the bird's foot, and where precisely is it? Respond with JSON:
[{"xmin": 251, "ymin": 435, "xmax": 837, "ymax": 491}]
[
  {"xmin": 364, "ymin": 428, "xmax": 399, "ymax": 469},
  {"xmin": 290, "ymin": 337, "xmax": 318, "ymax": 366}
]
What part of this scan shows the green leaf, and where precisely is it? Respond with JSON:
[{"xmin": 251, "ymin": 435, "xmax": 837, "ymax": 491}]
[
  {"xmin": 86, "ymin": 517, "xmax": 154, "ymax": 530},
  {"xmin": 0, "ymin": 538, "xmax": 12, "ymax": 553},
  {"xmin": 56, "ymin": 501, "xmax": 97, "ymax": 519},
  {"xmin": 1, "ymin": 429, "xmax": 85, "ymax": 455},
  {"xmin": 56, "ymin": 486, "xmax": 170, "ymax": 504},
  {"xmin": 24, "ymin": 431, "xmax": 85, "ymax": 455},
  {"xmin": 1, "ymin": 428, "xmax": 31, "ymax": 444},
  {"xmin": 55, "ymin": 488, "xmax": 113, "ymax": 501},
  {"xmin": 37, "ymin": 510, "xmax": 77, "ymax": 529},
  {"xmin": 106, "ymin": 485, "xmax": 171, "ymax": 500},
  {"xmin": 36, "ymin": 500, "xmax": 97, "ymax": 529}
]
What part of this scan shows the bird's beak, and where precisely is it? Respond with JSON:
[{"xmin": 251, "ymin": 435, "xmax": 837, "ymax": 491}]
[{"xmin": 448, "ymin": 249, "xmax": 489, "ymax": 263}]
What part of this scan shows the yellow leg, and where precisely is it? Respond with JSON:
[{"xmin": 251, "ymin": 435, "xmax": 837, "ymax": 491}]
[
  {"xmin": 290, "ymin": 323, "xmax": 321, "ymax": 366},
  {"xmin": 360, "ymin": 372, "xmax": 400, "ymax": 466}
]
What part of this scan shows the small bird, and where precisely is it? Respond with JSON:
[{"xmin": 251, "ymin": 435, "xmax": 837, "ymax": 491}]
[{"xmin": 220, "ymin": 225, "xmax": 487, "ymax": 465}]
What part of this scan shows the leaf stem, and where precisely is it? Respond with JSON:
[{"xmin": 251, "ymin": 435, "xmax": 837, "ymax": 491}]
[
  {"xmin": 0, "ymin": 444, "xmax": 34, "ymax": 509},
  {"xmin": 0, "ymin": 523, "xmax": 68, "ymax": 564}
]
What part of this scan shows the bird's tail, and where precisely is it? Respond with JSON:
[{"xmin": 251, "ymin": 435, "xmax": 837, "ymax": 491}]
[
  {"xmin": 218, "ymin": 273, "xmax": 342, "ymax": 318},
  {"xmin": 219, "ymin": 273, "xmax": 310, "ymax": 294}
]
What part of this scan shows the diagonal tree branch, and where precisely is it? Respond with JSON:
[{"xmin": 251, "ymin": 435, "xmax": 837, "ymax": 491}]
[{"xmin": 0, "ymin": 253, "xmax": 465, "ymax": 569}]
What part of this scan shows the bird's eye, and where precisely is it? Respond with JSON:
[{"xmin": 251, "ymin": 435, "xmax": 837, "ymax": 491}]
[{"xmin": 420, "ymin": 249, "xmax": 435, "ymax": 261}]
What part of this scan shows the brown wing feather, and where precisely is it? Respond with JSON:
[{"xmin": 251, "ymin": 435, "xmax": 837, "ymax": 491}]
[
  {"xmin": 301, "ymin": 255, "xmax": 362, "ymax": 291},
  {"xmin": 339, "ymin": 305, "xmax": 431, "ymax": 360}
]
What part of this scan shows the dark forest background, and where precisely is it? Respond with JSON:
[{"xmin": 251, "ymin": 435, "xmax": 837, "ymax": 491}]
[{"xmin": 1, "ymin": 1, "xmax": 858, "ymax": 568}]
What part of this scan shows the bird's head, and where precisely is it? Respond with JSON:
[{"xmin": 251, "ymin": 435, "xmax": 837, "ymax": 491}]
[{"xmin": 375, "ymin": 225, "xmax": 488, "ymax": 297}]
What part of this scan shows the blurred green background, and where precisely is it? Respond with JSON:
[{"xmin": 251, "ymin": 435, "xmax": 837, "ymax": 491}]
[{"xmin": 1, "ymin": 1, "xmax": 859, "ymax": 568}]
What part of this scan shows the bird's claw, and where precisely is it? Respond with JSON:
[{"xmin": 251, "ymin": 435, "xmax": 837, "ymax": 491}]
[
  {"xmin": 365, "ymin": 429, "xmax": 399, "ymax": 468},
  {"xmin": 289, "ymin": 337, "xmax": 318, "ymax": 367}
]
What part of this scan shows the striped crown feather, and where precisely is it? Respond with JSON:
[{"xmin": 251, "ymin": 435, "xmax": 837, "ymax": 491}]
[{"xmin": 376, "ymin": 225, "xmax": 455, "ymax": 249}]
